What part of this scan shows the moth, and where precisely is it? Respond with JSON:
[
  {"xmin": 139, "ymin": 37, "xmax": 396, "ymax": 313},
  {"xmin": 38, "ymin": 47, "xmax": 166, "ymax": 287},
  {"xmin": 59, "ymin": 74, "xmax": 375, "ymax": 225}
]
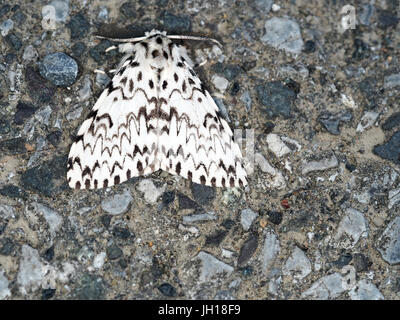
[{"xmin": 67, "ymin": 30, "xmax": 248, "ymax": 189}]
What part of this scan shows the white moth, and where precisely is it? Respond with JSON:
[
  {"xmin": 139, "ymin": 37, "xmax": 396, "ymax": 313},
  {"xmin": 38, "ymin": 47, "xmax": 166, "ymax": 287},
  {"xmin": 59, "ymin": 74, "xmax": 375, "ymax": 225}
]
[{"xmin": 67, "ymin": 30, "xmax": 247, "ymax": 189}]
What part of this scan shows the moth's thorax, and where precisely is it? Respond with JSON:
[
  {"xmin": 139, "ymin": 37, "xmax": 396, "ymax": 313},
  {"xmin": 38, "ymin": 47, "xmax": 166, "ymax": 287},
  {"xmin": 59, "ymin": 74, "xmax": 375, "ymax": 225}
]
[{"xmin": 118, "ymin": 35, "xmax": 194, "ymax": 70}]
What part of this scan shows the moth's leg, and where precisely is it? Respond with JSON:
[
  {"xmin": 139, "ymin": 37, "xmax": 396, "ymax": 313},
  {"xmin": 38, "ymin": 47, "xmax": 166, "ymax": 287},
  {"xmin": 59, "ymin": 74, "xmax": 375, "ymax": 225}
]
[
  {"xmin": 105, "ymin": 45, "xmax": 118, "ymax": 52},
  {"xmin": 93, "ymin": 69, "xmax": 116, "ymax": 77},
  {"xmin": 194, "ymin": 60, "xmax": 207, "ymax": 68}
]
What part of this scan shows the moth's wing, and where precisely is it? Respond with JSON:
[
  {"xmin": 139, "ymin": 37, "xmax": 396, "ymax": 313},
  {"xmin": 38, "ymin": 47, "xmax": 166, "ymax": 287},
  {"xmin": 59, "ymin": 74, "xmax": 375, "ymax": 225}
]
[
  {"xmin": 158, "ymin": 46, "xmax": 248, "ymax": 188},
  {"xmin": 67, "ymin": 56, "xmax": 159, "ymax": 189}
]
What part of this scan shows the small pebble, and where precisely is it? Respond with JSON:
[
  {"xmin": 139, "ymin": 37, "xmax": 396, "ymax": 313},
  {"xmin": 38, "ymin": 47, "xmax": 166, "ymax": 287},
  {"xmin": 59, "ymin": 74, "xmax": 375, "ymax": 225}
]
[
  {"xmin": 106, "ymin": 245, "xmax": 123, "ymax": 260},
  {"xmin": 373, "ymin": 130, "xmax": 400, "ymax": 165},
  {"xmin": 349, "ymin": 280, "xmax": 384, "ymax": 300},
  {"xmin": 0, "ymin": 19, "xmax": 13, "ymax": 36},
  {"xmin": 5, "ymin": 33, "xmax": 22, "ymax": 50},
  {"xmin": 384, "ymin": 74, "xmax": 400, "ymax": 89},
  {"xmin": 137, "ymin": 179, "xmax": 165, "ymax": 204},
  {"xmin": 182, "ymin": 212, "xmax": 217, "ymax": 224},
  {"xmin": 318, "ymin": 110, "xmax": 353, "ymax": 135},
  {"xmin": 191, "ymin": 183, "xmax": 215, "ymax": 206},
  {"xmin": 240, "ymin": 208, "xmax": 258, "ymax": 231},
  {"xmin": 302, "ymin": 155, "xmax": 338, "ymax": 175},
  {"xmin": 39, "ymin": 52, "xmax": 78, "ymax": 87},
  {"xmin": 212, "ymin": 75, "xmax": 229, "ymax": 92},
  {"xmin": 377, "ymin": 217, "xmax": 400, "ymax": 265},
  {"xmin": 283, "ymin": 247, "xmax": 312, "ymax": 279},
  {"xmin": 261, "ymin": 17, "xmax": 304, "ymax": 54},
  {"xmin": 237, "ymin": 233, "xmax": 258, "ymax": 266},
  {"xmin": 22, "ymin": 45, "xmax": 39, "ymax": 61},
  {"xmin": 101, "ymin": 189, "xmax": 133, "ymax": 215},
  {"xmin": 196, "ymin": 251, "xmax": 234, "ymax": 283},
  {"xmin": 66, "ymin": 12, "xmax": 90, "ymax": 39},
  {"xmin": 158, "ymin": 283, "xmax": 177, "ymax": 297},
  {"xmin": 261, "ymin": 229, "xmax": 280, "ymax": 274},
  {"xmin": 240, "ymin": 90, "xmax": 252, "ymax": 111},
  {"xmin": 256, "ymin": 81, "xmax": 296, "ymax": 118},
  {"xmin": 41, "ymin": 288, "xmax": 56, "ymax": 300}
]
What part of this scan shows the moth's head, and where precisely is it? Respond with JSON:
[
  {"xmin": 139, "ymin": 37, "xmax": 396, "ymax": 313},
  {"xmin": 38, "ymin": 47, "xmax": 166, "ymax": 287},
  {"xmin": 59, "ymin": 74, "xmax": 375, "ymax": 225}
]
[{"xmin": 145, "ymin": 29, "xmax": 167, "ymax": 38}]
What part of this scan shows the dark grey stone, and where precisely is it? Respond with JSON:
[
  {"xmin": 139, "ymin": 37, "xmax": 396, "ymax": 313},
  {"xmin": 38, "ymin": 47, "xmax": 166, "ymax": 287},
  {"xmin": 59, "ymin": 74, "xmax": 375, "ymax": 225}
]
[
  {"xmin": 43, "ymin": 246, "xmax": 54, "ymax": 262},
  {"xmin": 205, "ymin": 229, "xmax": 228, "ymax": 246},
  {"xmin": 41, "ymin": 288, "xmax": 56, "ymax": 300},
  {"xmin": 25, "ymin": 66, "xmax": 56, "ymax": 104},
  {"xmin": 382, "ymin": 112, "xmax": 400, "ymax": 131},
  {"xmin": 378, "ymin": 10, "xmax": 399, "ymax": 29},
  {"xmin": 373, "ymin": 130, "xmax": 400, "ymax": 164},
  {"xmin": 89, "ymin": 40, "xmax": 118, "ymax": 64},
  {"xmin": 352, "ymin": 39, "xmax": 369, "ymax": 60},
  {"xmin": 39, "ymin": 53, "xmax": 78, "ymax": 87},
  {"xmin": 158, "ymin": 283, "xmax": 177, "ymax": 297},
  {"xmin": 14, "ymin": 101, "xmax": 37, "ymax": 125},
  {"xmin": 256, "ymin": 81, "xmax": 297, "ymax": 118},
  {"xmin": 212, "ymin": 63, "xmax": 241, "ymax": 81},
  {"xmin": 223, "ymin": 65, "xmax": 241, "ymax": 81},
  {"xmin": 0, "ymin": 237, "xmax": 16, "ymax": 256},
  {"xmin": 74, "ymin": 274, "xmax": 105, "ymax": 300},
  {"xmin": 106, "ymin": 245, "xmax": 123, "ymax": 260},
  {"xmin": 222, "ymin": 219, "xmax": 235, "ymax": 230},
  {"xmin": 264, "ymin": 210, "xmax": 282, "ymax": 225},
  {"xmin": 359, "ymin": 77, "xmax": 377, "ymax": 100},
  {"xmin": 191, "ymin": 183, "xmax": 215, "ymax": 206},
  {"xmin": 303, "ymin": 40, "xmax": 316, "ymax": 53},
  {"xmin": 0, "ymin": 138, "xmax": 27, "ymax": 155},
  {"xmin": 67, "ymin": 12, "xmax": 90, "ymax": 39},
  {"xmin": 159, "ymin": 11, "xmax": 191, "ymax": 33},
  {"xmin": 12, "ymin": 10, "xmax": 26, "ymax": 25},
  {"xmin": 238, "ymin": 233, "xmax": 258, "ymax": 266},
  {"xmin": 0, "ymin": 184, "xmax": 27, "ymax": 199},
  {"xmin": 353, "ymin": 253, "xmax": 371, "ymax": 272},
  {"xmin": 0, "ymin": 4, "xmax": 10, "ymax": 18},
  {"xmin": 71, "ymin": 42, "xmax": 86, "ymax": 58},
  {"xmin": 46, "ymin": 130, "xmax": 62, "ymax": 147},
  {"xmin": 5, "ymin": 33, "xmax": 22, "ymax": 51},
  {"xmin": 161, "ymin": 191, "xmax": 175, "ymax": 207},
  {"xmin": 0, "ymin": 223, "xmax": 6, "ymax": 235},
  {"xmin": 118, "ymin": 258, "xmax": 128, "ymax": 269},
  {"xmin": 112, "ymin": 227, "xmax": 133, "ymax": 240},
  {"xmin": 11, "ymin": 4, "xmax": 20, "ymax": 12},
  {"xmin": 119, "ymin": 2, "xmax": 137, "ymax": 18},
  {"xmin": 332, "ymin": 253, "xmax": 352, "ymax": 268},
  {"xmin": 20, "ymin": 155, "xmax": 67, "ymax": 197},
  {"xmin": 240, "ymin": 265, "xmax": 253, "ymax": 277},
  {"xmin": 0, "ymin": 119, "xmax": 11, "ymax": 134},
  {"xmin": 229, "ymin": 81, "xmax": 240, "ymax": 96},
  {"xmin": 318, "ymin": 110, "xmax": 353, "ymax": 135},
  {"xmin": 345, "ymin": 162, "xmax": 356, "ymax": 172},
  {"xmin": 178, "ymin": 193, "xmax": 200, "ymax": 210},
  {"xmin": 100, "ymin": 215, "xmax": 112, "ymax": 228}
]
